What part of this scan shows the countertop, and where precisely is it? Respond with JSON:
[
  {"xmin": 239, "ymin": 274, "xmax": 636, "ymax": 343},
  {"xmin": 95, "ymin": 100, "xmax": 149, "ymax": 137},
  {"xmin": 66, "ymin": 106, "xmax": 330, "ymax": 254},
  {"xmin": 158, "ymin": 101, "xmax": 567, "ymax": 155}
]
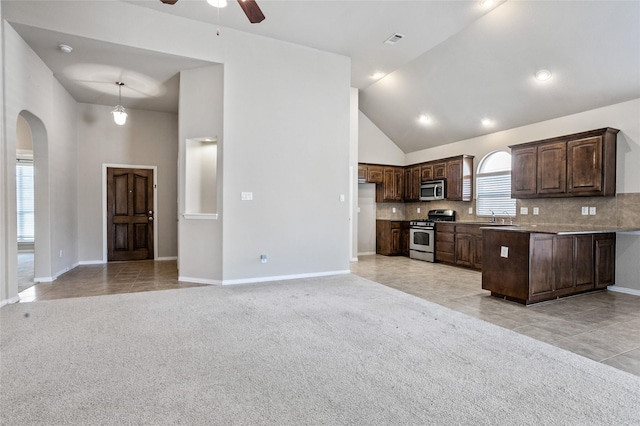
[{"xmin": 479, "ymin": 224, "xmax": 640, "ymax": 235}]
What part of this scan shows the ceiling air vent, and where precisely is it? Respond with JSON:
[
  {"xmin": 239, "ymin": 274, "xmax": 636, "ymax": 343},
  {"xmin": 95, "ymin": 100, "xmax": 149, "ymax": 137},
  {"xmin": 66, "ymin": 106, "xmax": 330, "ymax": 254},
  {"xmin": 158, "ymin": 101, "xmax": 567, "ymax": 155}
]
[{"xmin": 384, "ymin": 33, "xmax": 405, "ymax": 45}]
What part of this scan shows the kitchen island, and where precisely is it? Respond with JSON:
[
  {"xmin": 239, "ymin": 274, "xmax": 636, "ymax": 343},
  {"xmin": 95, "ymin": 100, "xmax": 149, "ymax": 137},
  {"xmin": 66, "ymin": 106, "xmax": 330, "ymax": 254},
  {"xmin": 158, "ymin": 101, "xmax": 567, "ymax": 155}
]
[{"xmin": 481, "ymin": 225, "xmax": 629, "ymax": 304}]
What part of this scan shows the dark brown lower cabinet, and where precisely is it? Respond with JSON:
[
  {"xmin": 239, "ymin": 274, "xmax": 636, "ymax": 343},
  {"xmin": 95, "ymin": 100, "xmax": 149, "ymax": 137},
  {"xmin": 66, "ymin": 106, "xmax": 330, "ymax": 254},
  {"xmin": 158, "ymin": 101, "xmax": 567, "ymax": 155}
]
[
  {"xmin": 376, "ymin": 220, "xmax": 410, "ymax": 256},
  {"xmin": 437, "ymin": 223, "xmax": 482, "ymax": 271},
  {"xmin": 483, "ymin": 230, "xmax": 615, "ymax": 304}
]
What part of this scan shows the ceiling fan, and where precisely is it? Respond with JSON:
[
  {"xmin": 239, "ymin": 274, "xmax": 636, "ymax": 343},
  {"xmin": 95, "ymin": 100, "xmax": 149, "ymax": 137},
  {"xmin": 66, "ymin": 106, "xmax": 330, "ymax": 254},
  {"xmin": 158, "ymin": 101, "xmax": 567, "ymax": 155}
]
[{"xmin": 160, "ymin": 0, "xmax": 265, "ymax": 24}]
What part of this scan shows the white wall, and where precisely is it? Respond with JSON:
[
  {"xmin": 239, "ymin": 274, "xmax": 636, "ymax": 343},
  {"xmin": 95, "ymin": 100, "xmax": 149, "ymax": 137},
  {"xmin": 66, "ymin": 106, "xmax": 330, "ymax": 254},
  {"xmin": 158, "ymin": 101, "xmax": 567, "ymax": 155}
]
[
  {"xmin": 76, "ymin": 103, "xmax": 179, "ymax": 262},
  {"xmin": 178, "ymin": 65, "xmax": 224, "ymax": 283},
  {"xmin": 1, "ymin": 4, "xmax": 7, "ymax": 302},
  {"xmin": 358, "ymin": 111, "xmax": 405, "ymax": 165},
  {"xmin": 220, "ymin": 32, "xmax": 351, "ymax": 282},
  {"xmin": 349, "ymin": 88, "xmax": 359, "ymax": 261},
  {"xmin": 2, "ymin": 21, "xmax": 78, "ymax": 299}
]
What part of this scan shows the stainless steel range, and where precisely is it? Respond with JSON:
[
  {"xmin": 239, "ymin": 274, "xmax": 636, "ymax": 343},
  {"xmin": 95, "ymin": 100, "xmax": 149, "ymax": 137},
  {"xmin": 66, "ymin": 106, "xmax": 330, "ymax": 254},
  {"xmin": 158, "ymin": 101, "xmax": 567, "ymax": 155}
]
[{"xmin": 409, "ymin": 209, "xmax": 455, "ymax": 262}]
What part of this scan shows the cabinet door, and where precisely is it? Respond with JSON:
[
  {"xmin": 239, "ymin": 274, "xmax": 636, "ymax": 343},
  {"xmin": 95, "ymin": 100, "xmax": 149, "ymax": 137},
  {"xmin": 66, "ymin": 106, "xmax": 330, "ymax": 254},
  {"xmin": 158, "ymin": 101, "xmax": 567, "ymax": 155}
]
[
  {"xmin": 455, "ymin": 233, "xmax": 473, "ymax": 267},
  {"xmin": 401, "ymin": 225, "xmax": 410, "ymax": 256},
  {"xmin": 382, "ymin": 168, "xmax": 396, "ymax": 201},
  {"xmin": 394, "ymin": 168, "xmax": 405, "ymax": 201},
  {"xmin": 446, "ymin": 159, "xmax": 462, "ymax": 201},
  {"xmin": 472, "ymin": 235, "xmax": 483, "ymax": 270},
  {"xmin": 553, "ymin": 236, "xmax": 574, "ymax": 291},
  {"xmin": 404, "ymin": 166, "xmax": 420, "ymax": 201},
  {"xmin": 512, "ymin": 146, "xmax": 537, "ymax": 197},
  {"xmin": 530, "ymin": 235, "xmax": 554, "ymax": 296},
  {"xmin": 433, "ymin": 163, "xmax": 446, "ymax": 179},
  {"xmin": 594, "ymin": 234, "xmax": 615, "ymax": 288},
  {"xmin": 421, "ymin": 164, "xmax": 433, "ymax": 182},
  {"xmin": 574, "ymin": 235, "xmax": 594, "ymax": 290},
  {"xmin": 567, "ymin": 136, "xmax": 603, "ymax": 195},
  {"xmin": 537, "ymin": 141, "xmax": 567, "ymax": 195},
  {"xmin": 391, "ymin": 228, "xmax": 401, "ymax": 254},
  {"xmin": 357, "ymin": 165, "xmax": 367, "ymax": 182},
  {"xmin": 367, "ymin": 165, "xmax": 383, "ymax": 184}
]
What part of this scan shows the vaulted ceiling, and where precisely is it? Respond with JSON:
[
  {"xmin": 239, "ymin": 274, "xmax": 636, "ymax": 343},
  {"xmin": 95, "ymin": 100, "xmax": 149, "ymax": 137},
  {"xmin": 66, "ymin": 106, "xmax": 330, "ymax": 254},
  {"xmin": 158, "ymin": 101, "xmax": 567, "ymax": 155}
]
[{"xmin": 4, "ymin": 0, "xmax": 639, "ymax": 153}]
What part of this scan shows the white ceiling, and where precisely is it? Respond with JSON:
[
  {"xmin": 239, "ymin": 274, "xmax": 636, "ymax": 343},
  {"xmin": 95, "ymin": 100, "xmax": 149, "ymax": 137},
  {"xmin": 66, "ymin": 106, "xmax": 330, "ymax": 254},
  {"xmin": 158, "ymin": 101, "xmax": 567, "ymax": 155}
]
[{"xmin": 4, "ymin": 0, "xmax": 640, "ymax": 153}]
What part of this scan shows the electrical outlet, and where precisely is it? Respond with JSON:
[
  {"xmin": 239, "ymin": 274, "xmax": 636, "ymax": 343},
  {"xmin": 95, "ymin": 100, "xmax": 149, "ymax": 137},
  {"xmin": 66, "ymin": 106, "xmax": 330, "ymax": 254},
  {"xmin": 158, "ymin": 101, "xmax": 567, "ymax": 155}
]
[
  {"xmin": 589, "ymin": 207, "xmax": 596, "ymax": 215},
  {"xmin": 520, "ymin": 207, "xmax": 528, "ymax": 215},
  {"xmin": 339, "ymin": 194, "xmax": 345, "ymax": 202},
  {"xmin": 417, "ymin": 207, "xmax": 421, "ymax": 213},
  {"xmin": 468, "ymin": 207, "xmax": 473, "ymax": 214},
  {"xmin": 260, "ymin": 254, "xmax": 268, "ymax": 263},
  {"xmin": 59, "ymin": 250, "xmax": 63, "ymax": 258},
  {"xmin": 533, "ymin": 207, "xmax": 539, "ymax": 215},
  {"xmin": 392, "ymin": 207, "xmax": 396, "ymax": 213},
  {"xmin": 581, "ymin": 206, "xmax": 589, "ymax": 215}
]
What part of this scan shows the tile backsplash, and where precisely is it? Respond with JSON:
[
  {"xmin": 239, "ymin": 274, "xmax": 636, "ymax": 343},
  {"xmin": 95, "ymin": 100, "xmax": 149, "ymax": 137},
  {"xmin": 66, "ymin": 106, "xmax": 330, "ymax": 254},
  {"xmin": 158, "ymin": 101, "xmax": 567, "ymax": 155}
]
[{"xmin": 376, "ymin": 193, "xmax": 640, "ymax": 227}]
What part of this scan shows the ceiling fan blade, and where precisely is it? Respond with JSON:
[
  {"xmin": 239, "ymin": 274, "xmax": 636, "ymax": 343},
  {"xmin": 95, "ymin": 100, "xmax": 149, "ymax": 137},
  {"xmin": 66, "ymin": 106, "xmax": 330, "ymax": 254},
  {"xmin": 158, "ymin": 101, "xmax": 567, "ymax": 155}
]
[
  {"xmin": 160, "ymin": 0, "xmax": 179, "ymax": 4},
  {"xmin": 237, "ymin": 0, "xmax": 265, "ymax": 24}
]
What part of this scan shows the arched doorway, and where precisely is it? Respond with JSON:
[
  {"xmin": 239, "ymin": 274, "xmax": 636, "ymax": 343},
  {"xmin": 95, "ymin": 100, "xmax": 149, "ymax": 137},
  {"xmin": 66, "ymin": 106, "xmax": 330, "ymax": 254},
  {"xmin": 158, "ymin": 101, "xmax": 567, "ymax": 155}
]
[{"xmin": 17, "ymin": 111, "xmax": 52, "ymax": 289}]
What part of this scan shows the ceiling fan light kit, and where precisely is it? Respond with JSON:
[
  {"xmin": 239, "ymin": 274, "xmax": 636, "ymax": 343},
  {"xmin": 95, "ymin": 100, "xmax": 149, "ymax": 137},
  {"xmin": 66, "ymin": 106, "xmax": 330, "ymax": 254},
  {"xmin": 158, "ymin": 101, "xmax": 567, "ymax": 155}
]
[
  {"xmin": 161, "ymin": 0, "xmax": 265, "ymax": 24},
  {"xmin": 111, "ymin": 82, "xmax": 128, "ymax": 126}
]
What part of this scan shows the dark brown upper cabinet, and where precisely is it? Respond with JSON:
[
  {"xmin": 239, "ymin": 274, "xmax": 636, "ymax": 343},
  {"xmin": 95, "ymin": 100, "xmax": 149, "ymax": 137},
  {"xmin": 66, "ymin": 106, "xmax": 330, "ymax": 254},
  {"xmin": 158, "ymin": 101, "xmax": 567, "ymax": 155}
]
[{"xmin": 510, "ymin": 128, "xmax": 618, "ymax": 198}]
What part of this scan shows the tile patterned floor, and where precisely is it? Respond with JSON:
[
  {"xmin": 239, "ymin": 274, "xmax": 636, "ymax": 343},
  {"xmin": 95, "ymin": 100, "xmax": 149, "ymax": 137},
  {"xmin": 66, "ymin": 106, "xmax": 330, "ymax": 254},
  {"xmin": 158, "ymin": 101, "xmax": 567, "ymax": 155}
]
[
  {"xmin": 16, "ymin": 254, "xmax": 640, "ymax": 376},
  {"xmin": 351, "ymin": 255, "xmax": 640, "ymax": 377},
  {"xmin": 17, "ymin": 259, "xmax": 207, "ymax": 302}
]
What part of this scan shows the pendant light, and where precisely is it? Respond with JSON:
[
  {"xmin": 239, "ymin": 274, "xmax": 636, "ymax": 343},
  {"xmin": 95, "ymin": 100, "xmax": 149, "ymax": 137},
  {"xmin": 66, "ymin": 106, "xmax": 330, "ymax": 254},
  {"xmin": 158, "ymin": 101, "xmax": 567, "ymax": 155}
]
[{"xmin": 111, "ymin": 82, "xmax": 128, "ymax": 125}]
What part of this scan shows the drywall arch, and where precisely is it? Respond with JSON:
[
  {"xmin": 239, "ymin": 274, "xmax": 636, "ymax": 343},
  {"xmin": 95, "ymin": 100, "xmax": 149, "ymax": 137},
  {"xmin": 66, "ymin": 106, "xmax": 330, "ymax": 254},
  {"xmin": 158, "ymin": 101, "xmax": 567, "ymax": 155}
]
[{"xmin": 18, "ymin": 111, "xmax": 52, "ymax": 283}]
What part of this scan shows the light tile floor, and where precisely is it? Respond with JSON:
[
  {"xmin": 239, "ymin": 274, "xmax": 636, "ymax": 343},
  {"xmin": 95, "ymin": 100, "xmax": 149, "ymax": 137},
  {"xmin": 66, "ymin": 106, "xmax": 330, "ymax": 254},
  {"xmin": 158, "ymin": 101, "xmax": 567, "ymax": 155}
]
[
  {"xmin": 16, "ymin": 255, "xmax": 640, "ymax": 376},
  {"xmin": 351, "ymin": 254, "xmax": 640, "ymax": 377},
  {"xmin": 17, "ymin": 259, "xmax": 207, "ymax": 303}
]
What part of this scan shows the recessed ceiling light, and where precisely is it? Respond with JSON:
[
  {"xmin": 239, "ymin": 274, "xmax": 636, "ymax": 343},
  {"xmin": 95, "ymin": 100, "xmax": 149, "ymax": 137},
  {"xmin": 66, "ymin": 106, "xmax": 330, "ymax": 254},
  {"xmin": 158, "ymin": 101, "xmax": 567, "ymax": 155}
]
[
  {"xmin": 535, "ymin": 69, "xmax": 552, "ymax": 81},
  {"xmin": 418, "ymin": 115, "xmax": 431, "ymax": 124},
  {"xmin": 480, "ymin": 0, "xmax": 495, "ymax": 7},
  {"xmin": 371, "ymin": 72, "xmax": 385, "ymax": 79},
  {"xmin": 481, "ymin": 118, "xmax": 493, "ymax": 126}
]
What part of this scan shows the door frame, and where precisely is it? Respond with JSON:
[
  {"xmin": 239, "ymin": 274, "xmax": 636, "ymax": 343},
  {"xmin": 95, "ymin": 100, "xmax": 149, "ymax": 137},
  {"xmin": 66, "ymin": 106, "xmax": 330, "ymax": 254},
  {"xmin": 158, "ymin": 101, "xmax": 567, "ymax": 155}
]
[{"xmin": 102, "ymin": 163, "xmax": 158, "ymax": 263}]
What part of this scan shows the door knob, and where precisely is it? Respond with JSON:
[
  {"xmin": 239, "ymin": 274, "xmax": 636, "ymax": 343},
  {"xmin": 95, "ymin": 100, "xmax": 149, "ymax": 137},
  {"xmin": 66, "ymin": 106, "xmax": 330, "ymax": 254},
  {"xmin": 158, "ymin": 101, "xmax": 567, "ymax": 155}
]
[{"xmin": 148, "ymin": 217, "xmax": 154, "ymax": 221}]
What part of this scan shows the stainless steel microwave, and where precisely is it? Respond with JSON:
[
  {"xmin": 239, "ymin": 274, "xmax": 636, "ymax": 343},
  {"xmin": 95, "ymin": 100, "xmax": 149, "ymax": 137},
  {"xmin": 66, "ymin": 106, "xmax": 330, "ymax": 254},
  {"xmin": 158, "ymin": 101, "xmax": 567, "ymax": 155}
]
[{"xmin": 420, "ymin": 180, "xmax": 445, "ymax": 201}]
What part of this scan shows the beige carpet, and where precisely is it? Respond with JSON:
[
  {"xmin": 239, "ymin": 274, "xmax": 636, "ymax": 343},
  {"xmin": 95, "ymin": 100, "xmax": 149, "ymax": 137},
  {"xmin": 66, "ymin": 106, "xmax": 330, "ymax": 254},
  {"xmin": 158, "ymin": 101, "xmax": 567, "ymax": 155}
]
[{"xmin": 1, "ymin": 274, "xmax": 639, "ymax": 425}]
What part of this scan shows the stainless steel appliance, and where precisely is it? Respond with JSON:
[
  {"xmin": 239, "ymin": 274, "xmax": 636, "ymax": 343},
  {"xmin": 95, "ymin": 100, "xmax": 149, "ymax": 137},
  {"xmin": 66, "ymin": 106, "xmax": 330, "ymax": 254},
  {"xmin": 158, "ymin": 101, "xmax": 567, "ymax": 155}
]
[
  {"xmin": 409, "ymin": 209, "xmax": 456, "ymax": 262},
  {"xmin": 409, "ymin": 220, "xmax": 435, "ymax": 262},
  {"xmin": 420, "ymin": 180, "xmax": 445, "ymax": 201}
]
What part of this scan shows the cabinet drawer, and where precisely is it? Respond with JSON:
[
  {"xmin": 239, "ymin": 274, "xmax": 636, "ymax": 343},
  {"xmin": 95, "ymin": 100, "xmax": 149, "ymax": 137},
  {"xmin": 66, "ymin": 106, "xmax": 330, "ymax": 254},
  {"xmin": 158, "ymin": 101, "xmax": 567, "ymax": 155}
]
[
  {"xmin": 436, "ymin": 223, "xmax": 455, "ymax": 233},
  {"xmin": 436, "ymin": 232, "xmax": 454, "ymax": 243}
]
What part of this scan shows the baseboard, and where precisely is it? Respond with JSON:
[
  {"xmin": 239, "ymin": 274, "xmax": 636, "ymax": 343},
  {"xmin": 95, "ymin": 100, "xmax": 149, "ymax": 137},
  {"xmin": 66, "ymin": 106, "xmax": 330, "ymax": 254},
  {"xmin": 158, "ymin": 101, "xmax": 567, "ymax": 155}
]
[
  {"xmin": 78, "ymin": 260, "xmax": 106, "ymax": 265},
  {"xmin": 0, "ymin": 295, "xmax": 20, "ymax": 307},
  {"xmin": 607, "ymin": 285, "xmax": 640, "ymax": 296},
  {"xmin": 221, "ymin": 269, "xmax": 351, "ymax": 286},
  {"xmin": 157, "ymin": 256, "xmax": 177, "ymax": 261},
  {"xmin": 350, "ymin": 257, "xmax": 359, "ymax": 262},
  {"xmin": 357, "ymin": 252, "xmax": 376, "ymax": 256},
  {"xmin": 178, "ymin": 276, "xmax": 221, "ymax": 285},
  {"xmin": 34, "ymin": 276, "xmax": 55, "ymax": 283}
]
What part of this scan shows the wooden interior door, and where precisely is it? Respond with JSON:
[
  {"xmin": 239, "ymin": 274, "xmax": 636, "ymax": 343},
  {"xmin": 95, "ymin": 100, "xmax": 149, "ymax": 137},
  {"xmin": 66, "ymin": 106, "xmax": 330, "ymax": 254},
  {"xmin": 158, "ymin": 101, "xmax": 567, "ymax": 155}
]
[{"xmin": 107, "ymin": 167, "xmax": 154, "ymax": 261}]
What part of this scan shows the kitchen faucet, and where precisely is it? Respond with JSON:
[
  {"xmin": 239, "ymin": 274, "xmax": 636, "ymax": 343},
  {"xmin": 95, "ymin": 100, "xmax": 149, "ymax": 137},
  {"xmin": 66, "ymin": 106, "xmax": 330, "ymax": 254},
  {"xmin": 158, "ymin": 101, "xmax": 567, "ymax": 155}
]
[
  {"xmin": 502, "ymin": 211, "xmax": 513, "ymax": 225},
  {"xmin": 490, "ymin": 211, "xmax": 496, "ymax": 223}
]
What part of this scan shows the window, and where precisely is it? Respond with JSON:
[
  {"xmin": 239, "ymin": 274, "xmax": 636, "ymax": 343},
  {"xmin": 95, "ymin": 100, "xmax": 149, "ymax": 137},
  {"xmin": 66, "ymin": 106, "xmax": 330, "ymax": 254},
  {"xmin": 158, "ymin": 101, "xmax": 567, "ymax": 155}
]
[
  {"xmin": 476, "ymin": 151, "xmax": 516, "ymax": 217},
  {"xmin": 16, "ymin": 160, "xmax": 34, "ymax": 242}
]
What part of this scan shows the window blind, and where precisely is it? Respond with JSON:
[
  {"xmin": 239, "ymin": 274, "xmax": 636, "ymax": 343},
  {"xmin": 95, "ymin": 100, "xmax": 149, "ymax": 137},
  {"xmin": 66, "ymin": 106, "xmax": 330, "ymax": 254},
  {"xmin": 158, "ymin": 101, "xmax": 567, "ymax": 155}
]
[
  {"xmin": 476, "ymin": 172, "xmax": 516, "ymax": 217},
  {"xmin": 16, "ymin": 161, "xmax": 34, "ymax": 242}
]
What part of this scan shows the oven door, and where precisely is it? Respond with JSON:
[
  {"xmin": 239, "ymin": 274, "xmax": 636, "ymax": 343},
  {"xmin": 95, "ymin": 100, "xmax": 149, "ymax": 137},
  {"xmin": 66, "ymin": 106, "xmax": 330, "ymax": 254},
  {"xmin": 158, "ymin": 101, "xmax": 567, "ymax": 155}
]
[{"xmin": 409, "ymin": 227, "xmax": 435, "ymax": 262}]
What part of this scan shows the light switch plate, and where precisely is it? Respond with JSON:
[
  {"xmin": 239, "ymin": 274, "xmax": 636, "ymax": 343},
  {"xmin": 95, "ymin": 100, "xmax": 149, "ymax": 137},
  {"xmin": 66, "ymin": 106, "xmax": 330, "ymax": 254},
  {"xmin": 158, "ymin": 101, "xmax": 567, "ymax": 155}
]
[
  {"xmin": 392, "ymin": 207, "xmax": 396, "ymax": 213},
  {"xmin": 339, "ymin": 194, "xmax": 345, "ymax": 202},
  {"xmin": 581, "ymin": 206, "xmax": 589, "ymax": 215},
  {"xmin": 500, "ymin": 246, "xmax": 509, "ymax": 258},
  {"xmin": 533, "ymin": 207, "xmax": 539, "ymax": 215},
  {"xmin": 241, "ymin": 192, "xmax": 253, "ymax": 201},
  {"xmin": 520, "ymin": 207, "xmax": 528, "ymax": 215},
  {"xmin": 589, "ymin": 207, "xmax": 596, "ymax": 215}
]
